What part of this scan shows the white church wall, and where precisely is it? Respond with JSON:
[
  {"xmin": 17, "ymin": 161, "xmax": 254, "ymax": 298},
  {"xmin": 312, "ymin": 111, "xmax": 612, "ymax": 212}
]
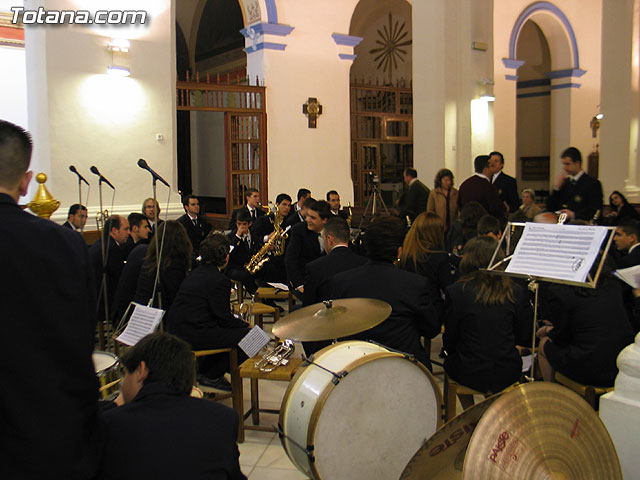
[
  {"xmin": 245, "ymin": 0, "xmax": 359, "ymax": 205},
  {"xmin": 0, "ymin": 46, "xmax": 28, "ymax": 136},
  {"xmin": 24, "ymin": 0, "xmax": 182, "ymax": 224}
]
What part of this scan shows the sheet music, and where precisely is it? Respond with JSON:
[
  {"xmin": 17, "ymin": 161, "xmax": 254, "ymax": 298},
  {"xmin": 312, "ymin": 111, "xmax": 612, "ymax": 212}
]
[
  {"xmin": 505, "ymin": 223, "xmax": 608, "ymax": 283},
  {"xmin": 613, "ymin": 265, "xmax": 640, "ymax": 289},
  {"xmin": 238, "ymin": 326, "xmax": 271, "ymax": 357},
  {"xmin": 116, "ymin": 304, "xmax": 164, "ymax": 346},
  {"xmin": 267, "ymin": 282, "xmax": 289, "ymax": 291}
]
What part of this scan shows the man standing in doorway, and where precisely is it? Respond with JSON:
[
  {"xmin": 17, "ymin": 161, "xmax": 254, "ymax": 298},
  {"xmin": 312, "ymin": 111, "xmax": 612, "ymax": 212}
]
[{"xmin": 489, "ymin": 151, "xmax": 520, "ymax": 213}]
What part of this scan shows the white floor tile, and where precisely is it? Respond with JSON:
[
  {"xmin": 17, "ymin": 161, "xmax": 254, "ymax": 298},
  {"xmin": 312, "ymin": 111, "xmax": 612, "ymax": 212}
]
[
  {"xmin": 238, "ymin": 442, "xmax": 269, "ymax": 467},
  {"xmin": 256, "ymin": 444, "xmax": 298, "ymax": 469},
  {"xmin": 248, "ymin": 466, "xmax": 310, "ymax": 480}
]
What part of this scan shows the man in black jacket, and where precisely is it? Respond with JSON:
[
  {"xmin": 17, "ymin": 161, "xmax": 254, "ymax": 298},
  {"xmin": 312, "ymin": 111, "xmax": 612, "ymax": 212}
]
[
  {"xmin": 285, "ymin": 199, "xmax": 330, "ymax": 296},
  {"xmin": 177, "ymin": 195, "xmax": 211, "ymax": 256},
  {"xmin": 226, "ymin": 210, "xmax": 260, "ymax": 294},
  {"xmin": 458, "ymin": 155, "xmax": 505, "ymax": 220},
  {"xmin": 63, "ymin": 203, "xmax": 87, "ymax": 231},
  {"xmin": 489, "ymin": 151, "xmax": 520, "ymax": 213},
  {"xmin": 398, "ymin": 168, "xmax": 430, "ymax": 222},
  {"xmin": 0, "ymin": 120, "xmax": 100, "ymax": 479},
  {"xmin": 229, "ymin": 187, "xmax": 266, "ymax": 231},
  {"xmin": 546, "ymin": 147, "xmax": 603, "ymax": 221},
  {"xmin": 100, "ymin": 332, "xmax": 246, "ymax": 480}
]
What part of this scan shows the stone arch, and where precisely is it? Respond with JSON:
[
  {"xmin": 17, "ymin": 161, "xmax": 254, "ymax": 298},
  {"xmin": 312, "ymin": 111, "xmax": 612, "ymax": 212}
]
[{"xmin": 507, "ymin": 2, "xmax": 583, "ymax": 74}]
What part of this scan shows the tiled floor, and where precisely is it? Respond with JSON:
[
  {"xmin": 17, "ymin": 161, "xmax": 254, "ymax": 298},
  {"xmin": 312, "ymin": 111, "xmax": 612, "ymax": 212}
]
[{"xmin": 216, "ymin": 301, "xmax": 460, "ymax": 479}]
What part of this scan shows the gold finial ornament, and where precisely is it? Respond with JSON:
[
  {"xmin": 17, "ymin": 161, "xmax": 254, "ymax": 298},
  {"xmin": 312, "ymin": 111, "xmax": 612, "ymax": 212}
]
[{"xmin": 27, "ymin": 173, "xmax": 60, "ymax": 219}]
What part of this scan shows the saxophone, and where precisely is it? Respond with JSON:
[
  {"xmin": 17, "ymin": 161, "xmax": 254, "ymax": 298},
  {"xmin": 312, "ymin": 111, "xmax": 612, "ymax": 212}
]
[{"xmin": 244, "ymin": 209, "xmax": 291, "ymax": 274}]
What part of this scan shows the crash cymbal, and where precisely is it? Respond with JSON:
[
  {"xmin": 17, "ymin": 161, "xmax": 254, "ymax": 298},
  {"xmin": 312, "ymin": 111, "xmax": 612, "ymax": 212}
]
[
  {"xmin": 462, "ymin": 382, "xmax": 622, "ymax": 480},
  {"xmin": 271, "ymin": 298, "xmax": 391, "ymax": 341},
  {"xmin": 400, "ymin": 393, "xmax": 500, "ymax": 480}
]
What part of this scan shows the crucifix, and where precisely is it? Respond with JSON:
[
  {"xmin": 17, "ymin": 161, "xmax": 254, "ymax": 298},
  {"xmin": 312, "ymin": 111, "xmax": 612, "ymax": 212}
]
[{"xmin": 302, "ymin": 97, "xmax": 323, "ymax": 128}]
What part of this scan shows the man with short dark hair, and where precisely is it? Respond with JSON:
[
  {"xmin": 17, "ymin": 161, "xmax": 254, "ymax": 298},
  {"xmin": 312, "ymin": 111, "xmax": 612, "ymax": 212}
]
[
  {"xmin": 100, "ymin": 332, "xmax": 246, "ymax": 480},
  {"xmin": 285, "ymin": 199, "xmax": 330, "ymax": 295},
  {"xmin": 229, "ymin": 187, "xmax": 265, "ymax": 230},
  {"xmin": 287, "ymin": 188, "xmax": 311, "ymax": 222},
  {"xmin": 458, "ymin": 155, "xmax": 505, "ymax": 219},
  {"xmin": 489, "ymin": 151, "xmax": 520, "ymax": 213},
  {"xmin": 226, "ymin": 210, "xmax": 259, "ymax": 294},
  {"xmin": 63, "ymin": 203, "xmax": 88, "ymax": 231},
  {"xmin": 122, "ymin": 212, "xmax": 150, "ymax": 258},
  {"xmin": 398, "ymin": 168, "xmax": 430, "ymax": 222},
  {"xmin": 177, "ymin": 195, "xmax": 211, "ymax": 256},
  {"xmin": 283, "ymin": 194, "xmax": 314, "ymax": 229},
  {"xmin": 326, "ymin": 190, "xmax": 348, "ymax": 219},
  {"xmin": 89, "ymin": 214, "xmax": 130, "ymax": 323},
  {"xmin": 477, "ymin": 214, "xmax": 502, "ymax": 241},
  {"xmin": 614, "ymin": 220, "xmax": 640, "ymax": 268},
  {"xmin": 0, "ymin": 120, "xmax": 99, "ymax": 478},
  {"xmin": 546, "ymin": 147, "xmax": 603, "ymax": 221},
  {"xmin": 303, "ymin": 216, "xmax": 366, "ymax": 307},
  {"xmin": 251, "ymin": 193, "xmax": 292, "ymax": 283}
]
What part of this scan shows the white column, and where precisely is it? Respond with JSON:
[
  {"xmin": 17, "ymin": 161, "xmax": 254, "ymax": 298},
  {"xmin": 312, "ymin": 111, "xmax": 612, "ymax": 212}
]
[{"xmin": 600, "ymin": 334, "xmax": 640, "ymax": 480}]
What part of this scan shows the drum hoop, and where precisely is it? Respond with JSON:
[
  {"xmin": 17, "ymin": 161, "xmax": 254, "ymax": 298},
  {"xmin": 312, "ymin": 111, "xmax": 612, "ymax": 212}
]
[{"xmin": 304, "ymin": 351, "xmax": 444, "ymax": 480}]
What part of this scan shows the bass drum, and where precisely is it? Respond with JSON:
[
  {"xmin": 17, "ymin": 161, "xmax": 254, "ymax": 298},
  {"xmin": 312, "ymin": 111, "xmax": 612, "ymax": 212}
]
[{"xmin": 280, "ymin": 341, "xmax": 442, "ymax": 480}]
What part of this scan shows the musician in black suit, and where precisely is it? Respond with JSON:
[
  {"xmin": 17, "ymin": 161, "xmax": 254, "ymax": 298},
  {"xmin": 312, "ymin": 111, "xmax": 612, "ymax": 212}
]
[
  {"xmin": 121, "ymin": 212, "xmax": 150, "ymax": 259},
  {"xmin": 285, "ymin": 199, "xmax": 330, "ymax": 295},
  {"xmin": 457, "ymin": 155, "xmax": 505, "ymax": 219},
  {"xmin": 398, "ymin": 168, "xmax": 430, "ymax": 222},
  {"xmin": 286, "ymin": 188, "xmax": 311, "ymax": 222},
  {"xmin": 284, "ymin": 194, "xmax": 313, "ymax": 229},
  {"xmin": 327, "ymin": 190, "xmax": 349, "ymax": 220},
  {"xmin": 142, "ymin": 197, "xmax": 164, "ymax": 240},
  {"xmin": 613, "ymin": 220, "xmax": 640, "ymax": 268},
  {"xmin": 332, "ymin": 216, "xmax": 441, "ymax": 367},
  {"xmin": 489, "ymin": 151, "xmax": 520, "ymax": 213},
  {"xmin": 99, "ymin": 333, "xmax": 246, "ymax": 480},
  {"xmin": 177, "ymin": 195, "xmax": 211, "ymax": 256},
  {"xmin": 303, "ymin": 216, "xmax": 366, "ymax": 307},
  {"xmin": 63, "ymin": 203, "xmax": 87, "ymax": 231},
  {"xmin": 226, "ymin": 210, "xmax": 260, "ymax": 294},
  {"xmin": 546, "ymin": 147, "xmax": 603, "ymax": 221},
  {"xmin": 0, "ymin": 120, "xmax": 99, "ymax": 478},
  {"xmin": 168, "ymin": 233, "xmax": 250, "ymax": 389},
  {"xmin": 229, "ymin": 187, "xmax": 266, "ymax": 231},
  {"xmin": 89, "ymin": 215, "xmax": 130, "ymax": 324},
  {"xmin": 251, "ymin": 193, "xmax": 292, "ymax": 283}
]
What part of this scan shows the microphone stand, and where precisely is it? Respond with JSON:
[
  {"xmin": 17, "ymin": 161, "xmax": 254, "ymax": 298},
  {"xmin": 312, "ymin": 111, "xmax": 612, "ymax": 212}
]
[
  {"xmin": 151, "ymin": 174, "xmax": 162, "ymax": 312},
  {"xmin": 97, "ymin": 175, "xmax": 108, "ymax": 350}
]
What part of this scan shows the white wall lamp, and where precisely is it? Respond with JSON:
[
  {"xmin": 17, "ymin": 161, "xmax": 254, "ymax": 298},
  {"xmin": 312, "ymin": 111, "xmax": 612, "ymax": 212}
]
[
  {"xmin": 107, "ymin": 38, "xmax": 131, "ymax": 76},
  {"xmin": 479, "ymin": 78, "xmax": 495, "ymax": 102}
]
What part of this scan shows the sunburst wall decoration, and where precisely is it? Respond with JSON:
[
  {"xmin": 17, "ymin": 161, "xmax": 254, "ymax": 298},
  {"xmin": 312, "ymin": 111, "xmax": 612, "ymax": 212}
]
[{"xmin": 369, "ymin": 12, "xmax": 412, "ymax": 83}]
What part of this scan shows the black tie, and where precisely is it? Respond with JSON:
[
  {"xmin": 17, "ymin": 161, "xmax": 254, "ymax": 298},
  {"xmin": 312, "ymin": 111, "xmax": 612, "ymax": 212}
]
[
  {"xmin": 192, "ymin": 218, "xmax": 197, "ymax": 227},
  {"xmin": 251, "ymin": 209, "xmax": 256, "ymax": 221}
]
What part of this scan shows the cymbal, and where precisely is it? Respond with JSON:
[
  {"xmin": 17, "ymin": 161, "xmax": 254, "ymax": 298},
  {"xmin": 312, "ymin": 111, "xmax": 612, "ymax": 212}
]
[
  {"xmin": 462, "ymin": 382, "xmax": 622, "ymax": 479},
  {"xmin": 400, "ymin": 393, "xmax": 500, "ymax": 480},
  {"xmin": 272, "ymin": 298, "xmax": 391, "ymax": 341}
]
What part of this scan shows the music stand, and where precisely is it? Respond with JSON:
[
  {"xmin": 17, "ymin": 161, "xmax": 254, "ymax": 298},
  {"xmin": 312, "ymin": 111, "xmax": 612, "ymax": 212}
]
[{"xmin": 483, "ymin": 220, "xmax": 616, "ymax": 381}]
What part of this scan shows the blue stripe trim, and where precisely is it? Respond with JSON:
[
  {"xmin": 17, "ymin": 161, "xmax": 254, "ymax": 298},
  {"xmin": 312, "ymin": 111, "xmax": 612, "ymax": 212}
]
[
  {"xmin": 508, "ymin": 2, "xmax": 580, "ymax": 69},
  {"xmin": 546, "ymin": 68, "xmax": 587, "ymax": 79},
  {"xmin": 550, "ymin": 83, "xmax": 581, "ymax": 90},
  {"xmin": 240, "ymin": 22, "xmax": 294, "ymax": 38},
  {"xmin": 338, "ymin": 53, "xmax": 357, "ymax": 60},
  {"xmin": 517, "ymin": 91, "xmax": 551, "ymax": 99},
  {"xmin": 503, "ymin": 58, "xmax": 525, "ymax": 69},
  {"xmin": 505, "ymin": 74, "xmax": 519, "ymax": 81},
  {"xmin": 517, "ymin": 78, "xmax": 551, "ymax": 89},
  {"xmin": 332, "ymin": 33, "xmax": 363, "ymax": 47},
  {"xmin": 265, "ymin": 0, "xmax": 278, "ymax": 24},
  {"xmin": 245, "ymin": 42, "xmax": 287, "ymax": 53}
]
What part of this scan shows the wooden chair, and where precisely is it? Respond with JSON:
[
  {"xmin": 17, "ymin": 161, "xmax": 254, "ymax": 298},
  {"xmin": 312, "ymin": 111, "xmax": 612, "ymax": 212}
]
[
  {"xmin": 192, "ymin": 348, "xmax": 243, "ymax": 441},
  {"xmin": 255, "ymin": 286, "xmax": 294, "ymax": 312},
  {"xmin": 235, "ymin": 355, "xmax": 303, "ymax": 442},
  {"xmin": 554, "ymin": 372, "xmax": 614, "ymax": 410},
  {"xmin": 444, "ymin": 374, "xmax": 518, "ymax": 421},
  {"xmin": 232, "ymin": 302, "xmax": 279, "ymax": 325}
]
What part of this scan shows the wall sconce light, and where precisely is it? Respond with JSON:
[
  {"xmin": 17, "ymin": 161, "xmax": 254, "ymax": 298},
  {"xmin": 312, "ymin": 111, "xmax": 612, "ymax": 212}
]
[
  {"xmin": 107, "ymin": 38, "xmax": 131, "ymax": 76},
  {"xmin": 478, "ymin": 78, "xmax": 495, "ymax": 102},
  {"xmin": 590, "ymin": 113, "xmax": 603, "ymax": 138}
]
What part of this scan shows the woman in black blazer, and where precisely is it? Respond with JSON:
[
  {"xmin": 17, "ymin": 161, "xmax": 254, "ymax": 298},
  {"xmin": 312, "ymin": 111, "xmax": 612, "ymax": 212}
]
[{"xmin": 443, "ymin": 236, "xmax": 532, "ymax": 394}]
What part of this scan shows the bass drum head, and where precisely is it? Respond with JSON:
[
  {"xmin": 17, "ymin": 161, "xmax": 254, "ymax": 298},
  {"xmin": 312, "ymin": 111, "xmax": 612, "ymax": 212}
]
[{"xmin": 311, "ymin": 353, "xmax": 440, "ymax": 480}]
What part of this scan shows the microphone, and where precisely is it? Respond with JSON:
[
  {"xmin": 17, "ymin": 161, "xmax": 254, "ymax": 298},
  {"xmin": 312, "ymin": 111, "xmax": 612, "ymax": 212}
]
[
  {"xmin": 69, "ymin": 165, "xmax": 89, "ymax": 185},
  {"xmin": 90, "ymin": 166, "xmax": 115, "ymax": 189},
  {"xmin": 138, "ymin": 158, "xmax": 170, "ymax": 187}
]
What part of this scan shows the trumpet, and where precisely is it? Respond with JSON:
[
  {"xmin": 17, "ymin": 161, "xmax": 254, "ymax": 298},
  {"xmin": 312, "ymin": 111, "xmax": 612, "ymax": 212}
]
[{"xmin": 254, "ymin": 339, "xmax": 295, "ymax": 372}]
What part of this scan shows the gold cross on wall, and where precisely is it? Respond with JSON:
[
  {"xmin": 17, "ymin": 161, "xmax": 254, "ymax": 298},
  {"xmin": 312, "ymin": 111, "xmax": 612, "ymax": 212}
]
[{"xmin": 302, "ymin": 97, "xmax": 323, "ymax": 128}]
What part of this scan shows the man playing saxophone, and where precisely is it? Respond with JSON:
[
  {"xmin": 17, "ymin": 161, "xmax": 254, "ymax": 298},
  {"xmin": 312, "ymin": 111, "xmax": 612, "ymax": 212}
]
[{"xmin": 225, "ymin": 210, "xmax": 260, "ymax": 295}]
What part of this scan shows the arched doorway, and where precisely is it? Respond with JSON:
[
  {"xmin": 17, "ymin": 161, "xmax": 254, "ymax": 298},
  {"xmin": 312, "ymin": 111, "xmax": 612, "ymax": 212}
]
[
  {"xmin": 348, "ymin": 0, "xmax": 413, "ymax": 208},
  {"xmin": 515, "ymin": 20, "xmax": 552, "ymax": 200}
]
